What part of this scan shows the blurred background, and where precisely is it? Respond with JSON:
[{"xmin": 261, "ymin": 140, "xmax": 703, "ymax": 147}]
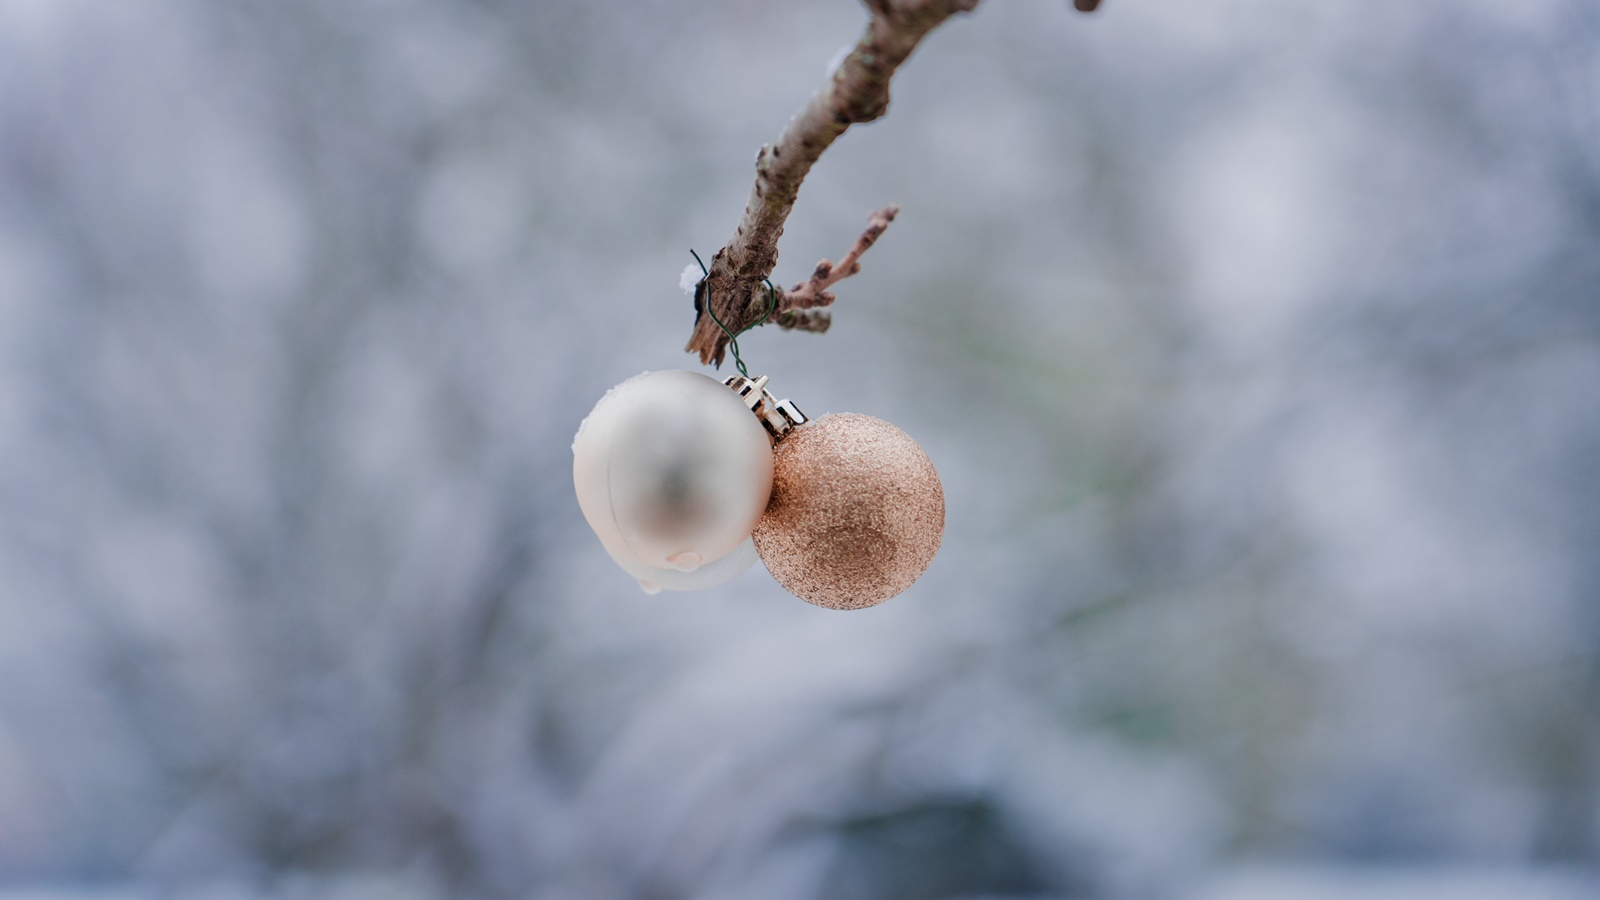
[{"xmin": 1, "ymin": 0, "xmax": 1598, "ymax": 897}]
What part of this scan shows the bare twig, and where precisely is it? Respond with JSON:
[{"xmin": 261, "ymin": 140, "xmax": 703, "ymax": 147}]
[
  {"xmin": 772, "ymin": 309, "xmax": 834, "ymax": 334},
  {"xmin": 778, "ymin": 204, "xmax": 900, "ymax": 316},
  {"xmin": 686, "ymin": 0, "xmax": 1101, "ymax": 365}
]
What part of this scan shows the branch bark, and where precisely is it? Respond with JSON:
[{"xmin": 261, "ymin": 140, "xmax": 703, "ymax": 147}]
[{"xmin": 686, "ymin": 0, "xmax": 1101, "ymax": 365}]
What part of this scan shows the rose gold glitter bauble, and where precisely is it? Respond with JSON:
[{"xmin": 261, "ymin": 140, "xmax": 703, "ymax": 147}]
[{"xmin": 753, "ymin": 413, "xmax": 944, "ymax": 610}]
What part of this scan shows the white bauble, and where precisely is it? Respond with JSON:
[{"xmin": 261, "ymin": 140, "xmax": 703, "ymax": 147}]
[
  {"xmin": 620, "ymin": 536, "xmax": 759, "ymax": 595},
  {"xmin": 573, "ymin": 370, "xmax": 773, "ymax": 592}
]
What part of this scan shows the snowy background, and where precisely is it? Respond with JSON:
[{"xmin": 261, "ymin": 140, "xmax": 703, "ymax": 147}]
[{"xmin": 1, "ymin": 0, "xmax": 1598, "ymax": 897}]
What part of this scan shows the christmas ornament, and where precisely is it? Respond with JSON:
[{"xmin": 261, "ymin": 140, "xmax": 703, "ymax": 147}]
[
  {"xmin": 573, "ymin": 251, "xmax": 944, "ymax": 606},
  {"xmin": 573, "ymin": 370, "xmax": 774, "ymax": 593},
  {"xmin": 753, "ymin": 412, "xmax": 944, "ymax": 610}
]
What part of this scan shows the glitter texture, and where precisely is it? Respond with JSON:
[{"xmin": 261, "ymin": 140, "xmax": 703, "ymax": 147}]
[{"xmin": 753, "ymin": 413, "xmax": 944, "ymax": 610}]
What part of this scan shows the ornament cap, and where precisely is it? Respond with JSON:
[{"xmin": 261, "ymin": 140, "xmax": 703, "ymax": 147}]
[{"xmin": 724, "ymin": 374, "xmax": 807, "ymax": 441}]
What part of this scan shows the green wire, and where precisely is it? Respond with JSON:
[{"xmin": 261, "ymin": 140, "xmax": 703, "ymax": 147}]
[{"xmin": 690, "ymin": 249, "xmax": 775, "ymax": 379}]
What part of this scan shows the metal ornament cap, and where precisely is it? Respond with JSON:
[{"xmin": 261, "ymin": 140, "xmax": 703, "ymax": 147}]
[
  {"xmin": 753, "ymin": 413, "xmax": 944, "ymax": 610},
  {"xmin": 723, "ymin": 373, "xmax": 807, "ymax": 440}
]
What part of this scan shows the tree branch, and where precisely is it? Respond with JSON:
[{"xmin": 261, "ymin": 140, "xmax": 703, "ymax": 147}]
[
  {"xmin": 686, "ymin": 0, "xmax": 978, "ymax": 366},
  {"xmin": 685, "ymin": 0, "xmax": 1102, "ymax": 365}
]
